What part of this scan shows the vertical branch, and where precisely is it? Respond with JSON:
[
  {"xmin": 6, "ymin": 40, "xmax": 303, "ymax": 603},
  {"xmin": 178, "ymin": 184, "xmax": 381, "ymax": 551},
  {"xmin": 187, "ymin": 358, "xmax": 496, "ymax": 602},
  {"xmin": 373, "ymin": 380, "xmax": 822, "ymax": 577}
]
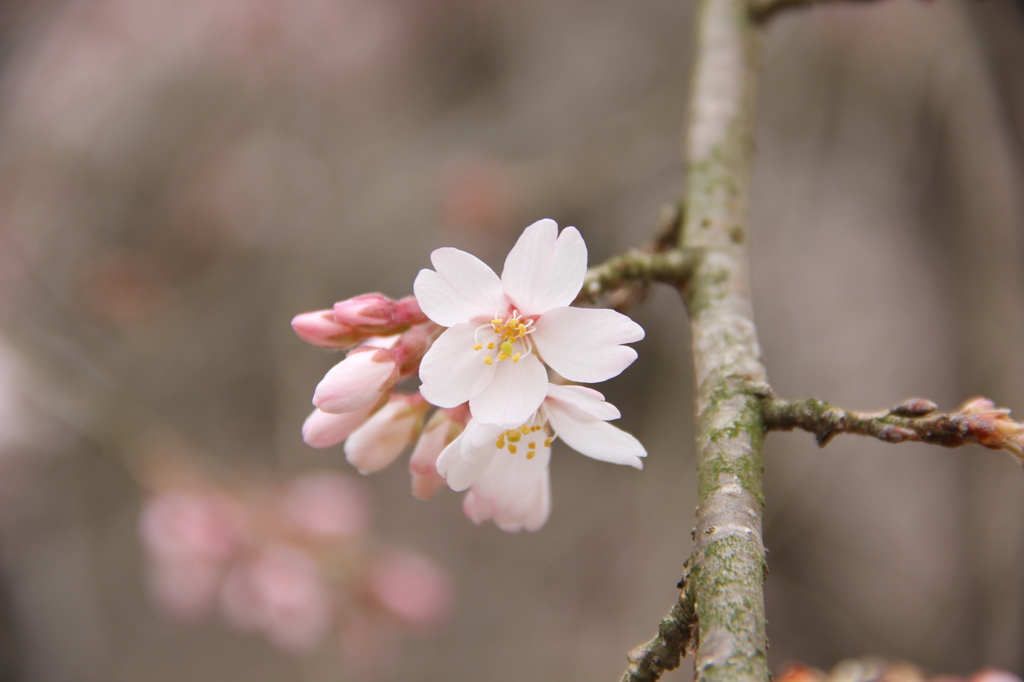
[{"xmin": 679, "ymin": 1, "xmax": 769, "ymax": 681}]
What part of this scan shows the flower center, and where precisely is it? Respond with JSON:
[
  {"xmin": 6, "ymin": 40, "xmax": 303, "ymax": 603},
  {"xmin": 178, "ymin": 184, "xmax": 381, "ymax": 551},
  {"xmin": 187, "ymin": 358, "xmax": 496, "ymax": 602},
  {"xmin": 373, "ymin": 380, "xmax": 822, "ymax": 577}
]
[
  {"xmin": 472, "ymin": 310, "xmax": 535, "ymax": 366},
  {"xmin": 493, "ymin": 421, "xmax": 554, "ymax": 460}
]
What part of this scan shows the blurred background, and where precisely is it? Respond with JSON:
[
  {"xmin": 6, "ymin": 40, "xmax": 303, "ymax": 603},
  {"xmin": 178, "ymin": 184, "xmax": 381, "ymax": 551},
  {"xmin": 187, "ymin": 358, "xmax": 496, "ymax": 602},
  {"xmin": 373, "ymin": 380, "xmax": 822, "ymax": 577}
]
[{"xmin": 0, "ymin": 0, "xmax": 1021, "ymax": 680}]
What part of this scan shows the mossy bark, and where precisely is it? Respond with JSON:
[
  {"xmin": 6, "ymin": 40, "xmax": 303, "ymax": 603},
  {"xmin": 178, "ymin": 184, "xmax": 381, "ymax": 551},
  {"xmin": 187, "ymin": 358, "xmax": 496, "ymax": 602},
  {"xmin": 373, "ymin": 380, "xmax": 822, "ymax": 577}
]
[{"xmin": 678, "ymin": 1, "xmax": 769, "ymax": 681}]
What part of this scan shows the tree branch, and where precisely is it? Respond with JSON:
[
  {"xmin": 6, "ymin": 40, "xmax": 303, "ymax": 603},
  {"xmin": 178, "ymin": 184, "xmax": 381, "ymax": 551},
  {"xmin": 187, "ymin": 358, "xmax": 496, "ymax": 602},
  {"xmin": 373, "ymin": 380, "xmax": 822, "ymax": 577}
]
[
  {"xmin": 673, "ymin": 1, "xmax": 769, "ymax": 681},
  {"xmin": 763, "ymin": 396, "xmax": 1024, "ymax": 462}
]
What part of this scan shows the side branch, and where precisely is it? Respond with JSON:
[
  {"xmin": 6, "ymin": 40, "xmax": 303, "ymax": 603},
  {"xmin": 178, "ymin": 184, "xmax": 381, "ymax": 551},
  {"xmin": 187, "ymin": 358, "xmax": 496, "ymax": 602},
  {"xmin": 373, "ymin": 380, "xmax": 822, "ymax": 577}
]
[
  {"xmin": 763, "ymin": 396, "xmax": 1024, "ymax": 463},
  {"xmin": 621, "ymin": 580, "xmax": 698, "ymax": 682},
  {"xmin": 580, "ymin": 247, "xmax": 699, "ymax": 302},
  {"xmin": 748, "ymin": 0, "xmax": 886, "ymax": 25}
]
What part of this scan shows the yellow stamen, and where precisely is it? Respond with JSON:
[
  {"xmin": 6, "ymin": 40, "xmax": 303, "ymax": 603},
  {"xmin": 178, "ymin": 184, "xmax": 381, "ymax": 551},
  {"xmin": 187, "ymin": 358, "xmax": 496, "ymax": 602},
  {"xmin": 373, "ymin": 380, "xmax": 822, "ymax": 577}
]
[
  {"xmin": 520, "ymin": 425, "xmax": 530, "ymax": 435},
  {"xmin": 512, "ymin": 353, "xmax": 521, "ymax": 363},
  {"xmin": 487, "ymin": 342, "xmax": 495, "ymax": 350},
  {"xmin": 473, "ymin": 343, "xmax": 482, "ymax": 351},
  {"xmin": 508, "ymin": 445, "xmax": 517, "ymax": 454},
  {"xmin": 495, "ymin": 438, "xmax": 505, "ymax": 449},
  {"xmin": 528, "ymin": 442, "xmax": 536, "ymax": 449},
  {"xmin": 544, "ymin": 437, "xmax": 554, "ymax": 447},
  {"xmin": 526, "ymin": 450, "xmax": 535, "ymax": 460},
  {"xmin": 484, "ymin": 356, "xmax": 493, "ymax": 365}
]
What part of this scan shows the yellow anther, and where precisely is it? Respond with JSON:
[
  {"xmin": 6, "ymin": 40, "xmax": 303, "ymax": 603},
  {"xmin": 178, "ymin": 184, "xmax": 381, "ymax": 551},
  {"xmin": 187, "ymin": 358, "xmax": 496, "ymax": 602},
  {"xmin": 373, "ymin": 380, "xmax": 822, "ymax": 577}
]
[
  {"xmin": 495, "ymin": 438, "xmax": 504, "ymax": 449},
  {"xmin": 473, "ymin": 343, "xmax": 483, "ymax": 351},
  {"xmin": 484, "ymin": 356, "xmax": 493, "ymax": 365},
  {"xmin": 509, "ymin": 445, "xmax": 518, "ymax": 454},
  {"xmin": 512, "ymin": 353, "xmax": 521, "ymax": 363},
  {"xmin": 526, "ymin": 451, "xmax": 535, "ymax": 460},
  {"xmin": 528, "ymin": 442, "xmax": 536, "ymax": 449},
  {"xmin": 532, "ymin": 426, "xmax": 541, "ymax": 432},
  {"xmin": 520, "ymin": 425, "xmax": 530, "ymax": 435},
  {"xmin": 492, "ymin": 318, "xmax": 502, "ymax": 325},
  {"xmin": 544, "ymin": 437, "xmax": 554, "ymax": 447},
  {"xmin": 487, "ymin": 342, "xmax": 495, "ymax": 350}
]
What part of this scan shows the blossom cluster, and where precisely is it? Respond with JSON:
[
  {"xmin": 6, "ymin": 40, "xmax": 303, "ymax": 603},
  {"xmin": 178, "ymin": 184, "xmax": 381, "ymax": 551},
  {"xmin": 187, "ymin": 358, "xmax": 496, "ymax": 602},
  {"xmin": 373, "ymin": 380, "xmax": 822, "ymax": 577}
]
[
  {"xmin": 295, "ymin": 219, "xmax": 647, "ymax": 531},
  {"xmin": 138, "ymin": 469, "xmax": 450, "ymax": 667}
]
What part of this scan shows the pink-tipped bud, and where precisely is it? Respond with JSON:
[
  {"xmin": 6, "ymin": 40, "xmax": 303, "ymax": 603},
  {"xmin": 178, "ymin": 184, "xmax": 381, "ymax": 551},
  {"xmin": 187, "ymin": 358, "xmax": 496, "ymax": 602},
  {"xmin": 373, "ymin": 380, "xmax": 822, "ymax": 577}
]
[
  {"xmin": 333, "ymin": 294, "xmax": 427, "ymax": 333},
  {"xmin": 282, "ymin": 473, "xmax": 372, "ymax": 540},
  {"xmin": 957, "ymin": 397, "xmax": 1024, "ymax": 462},
  {"xmin": 345, "ymin": 394, "xmax": 429, "ymax": 475},
  {"xmin": 313, "ymin": 348, "xmax": 399, "ymax": 414},
  {"xmin": 291, "ymin": 309, "xmax": 366, "ymax": 349},
  {"xmin": 369, "ymin": 549, "xmax": 452, "ymax": 630},
  {"xmin": 409, "ymin": 407, "xmax": 468, "ymax": 500},
  {"xmin": 301, "ymin": 401, "xmax": 381, "ymax": 449}
]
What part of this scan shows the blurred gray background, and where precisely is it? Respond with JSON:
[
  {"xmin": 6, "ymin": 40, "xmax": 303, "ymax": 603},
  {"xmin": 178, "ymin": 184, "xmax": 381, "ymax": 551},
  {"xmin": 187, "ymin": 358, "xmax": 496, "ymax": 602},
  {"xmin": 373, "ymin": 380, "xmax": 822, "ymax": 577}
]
[{"xmin": 0, "ymin": 0, "xmax": 1022, "ymax": 680}]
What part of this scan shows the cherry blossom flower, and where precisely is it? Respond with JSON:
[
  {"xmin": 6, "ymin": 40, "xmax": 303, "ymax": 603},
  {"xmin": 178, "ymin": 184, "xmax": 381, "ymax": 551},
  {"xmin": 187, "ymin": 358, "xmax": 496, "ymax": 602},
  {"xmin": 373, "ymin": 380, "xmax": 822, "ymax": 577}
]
[
  {"xmin": 414, "ymin": 218, "xmax": 645, "ymax": 427},
  {"xmin": 435, "ymin": 383, "xmax": 645, "ymax": 532}
]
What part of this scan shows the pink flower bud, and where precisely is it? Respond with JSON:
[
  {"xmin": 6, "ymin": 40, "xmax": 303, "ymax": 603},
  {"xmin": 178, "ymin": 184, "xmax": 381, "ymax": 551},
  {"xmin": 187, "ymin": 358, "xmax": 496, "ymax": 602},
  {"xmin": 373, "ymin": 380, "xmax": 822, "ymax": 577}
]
[
  {"xmin": 301, "ymin": 401, "xmax": 380, "ymax": 449},
  {"xmin": 283, "ymin": 473, "xmax": 371, "ymax": 539},
  {"xmin": 333, "ymin": 294, "xmax": 427, "ymax": 332},
  {"xmin": 139, "ymin": 491, "xmax": 243, "ymax": 564},
  {"xmin": 409, "ymin": 407, "xmax": 467, "ymax": 500},
  {"xmin": 345, "ymin": 394, "xmax": 428, "ymax": 475},
  {"xmin": 369, "ymin": 549, "xmax": 452, "ymax": 630},
  {"xmin": 291, "ymin": 309, "xmax": 366, "ymax": 349},
  {"xmin": 313, "ymin": 348, "xmax": 399, "ymax": 414},
  {"xmin": 147, "ymin": 558, "xmax": 222, "ymax": 623},
  {"xmin": 220, "ymin": 546, "xmax": 332, "ymax": 654}
]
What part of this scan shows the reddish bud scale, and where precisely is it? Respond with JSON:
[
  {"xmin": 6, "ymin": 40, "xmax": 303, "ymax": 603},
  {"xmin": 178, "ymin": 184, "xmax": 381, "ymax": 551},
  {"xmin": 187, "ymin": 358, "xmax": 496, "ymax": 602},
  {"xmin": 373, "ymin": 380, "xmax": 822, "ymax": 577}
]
[{"xmin": 333, "ymin": 294, "xmax": 428, "ymax": 334}]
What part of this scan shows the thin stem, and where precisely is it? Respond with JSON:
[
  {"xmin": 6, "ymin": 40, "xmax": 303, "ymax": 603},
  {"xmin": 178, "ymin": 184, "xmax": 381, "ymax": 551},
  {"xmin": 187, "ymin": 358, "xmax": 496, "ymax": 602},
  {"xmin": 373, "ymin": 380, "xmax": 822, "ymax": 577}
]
[
  {"xmin": 580, "ymin": 248, "xmax": 698, "ymax": 302},
  {"xmin": 621, "ymin": 577, "xmax": 697, "ymax": 682},
  {"xmin": 763, "ymin": 396, "xmax": 1024, "ymax": 461}
]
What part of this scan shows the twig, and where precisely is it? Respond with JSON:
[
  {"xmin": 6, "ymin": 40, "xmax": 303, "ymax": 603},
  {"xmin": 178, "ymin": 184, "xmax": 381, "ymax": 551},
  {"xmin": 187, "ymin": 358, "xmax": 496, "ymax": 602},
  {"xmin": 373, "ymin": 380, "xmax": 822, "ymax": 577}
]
[
  {"xmin": 621, "ymin": 571, "xmax": 698, "ymax": 682},
  {"xmin": 748, "ymin": 0, "xmax": 887, "ymax": 25},
  {"xmin": 579, "ymin": 248, "xmax": 698, "ymax": 303},
  {"xmin": 763, "ymin": 396, "xmax": 1024, "ymax": 462},
  {"xmin": 578, "ymin": 203, "xmax": 693, "ymax": 306}
]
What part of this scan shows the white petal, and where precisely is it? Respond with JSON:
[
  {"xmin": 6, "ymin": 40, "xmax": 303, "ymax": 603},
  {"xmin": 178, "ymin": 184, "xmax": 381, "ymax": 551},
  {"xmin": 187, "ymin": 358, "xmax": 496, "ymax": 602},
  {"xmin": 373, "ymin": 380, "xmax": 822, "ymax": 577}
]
[
  {"xmin": 501, "ymin": 220, "xmax": 587, "ymax": 315},
  {"xmin": 413, "ymin": 248, "xmax": 506, "ymax": 327},
  {"xmin": 531, "ymin": 307, "xmax": 644, "ymax": 383},
  {"xmin": 301, "ymin": 403, "xmax": 378, "ymax": 449},
  {"xmin": 462, "ymin": 441, "xmax": 551, "ymax": 532},
  {"xmin": 468, "ymin": 353, "xmax": 548, "ymax": 427},
  {"xmin": 544, "ymin": 384, "xmax": 620, "ymax": 421},
  {"xmin": 344, "ymin": 399, "xmax": 420, "ymax": 474},
  {"xmin": 435, "ymin": 422, "xmax": 501, "ymax": 491},
  {"xmin": 546, "ymin": 405, "xmax": 645, "ymax": 468},
  {"xmin": 418, "ymin": 324, "xmax": 497, "ymax": 408}
]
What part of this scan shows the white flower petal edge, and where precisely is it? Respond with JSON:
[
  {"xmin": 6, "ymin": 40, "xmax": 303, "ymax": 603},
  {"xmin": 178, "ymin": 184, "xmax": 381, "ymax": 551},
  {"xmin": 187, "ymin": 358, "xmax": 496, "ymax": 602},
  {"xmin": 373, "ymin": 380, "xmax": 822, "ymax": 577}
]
[
  {"xmin": 501, "ymin": 219, "xmax": 587, "ymax": 315},
  {"xmin": 413, "ymin": 248, "xmax": 507, "ymax": 327},
  {"xmin": 437, "ymin": 384, "xmax": 645, "ymax": 531},
  {"xmin": 419, "ymin": 324, "xmax": 497, "ymax": 408},
  {"xmin": 530, "ymin": 307, "xmax": 645, "ymax": 384},
  {"xmin": 463, "ymin": 442, "xmax": 551, "ymax": 533},
  {"xmin": 467, "ymin": 353, "xmax": 548, "ymax": 427},
  {"xmin": 435, "ymin": 421, "xmax": 503, "ymax": 492}
]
